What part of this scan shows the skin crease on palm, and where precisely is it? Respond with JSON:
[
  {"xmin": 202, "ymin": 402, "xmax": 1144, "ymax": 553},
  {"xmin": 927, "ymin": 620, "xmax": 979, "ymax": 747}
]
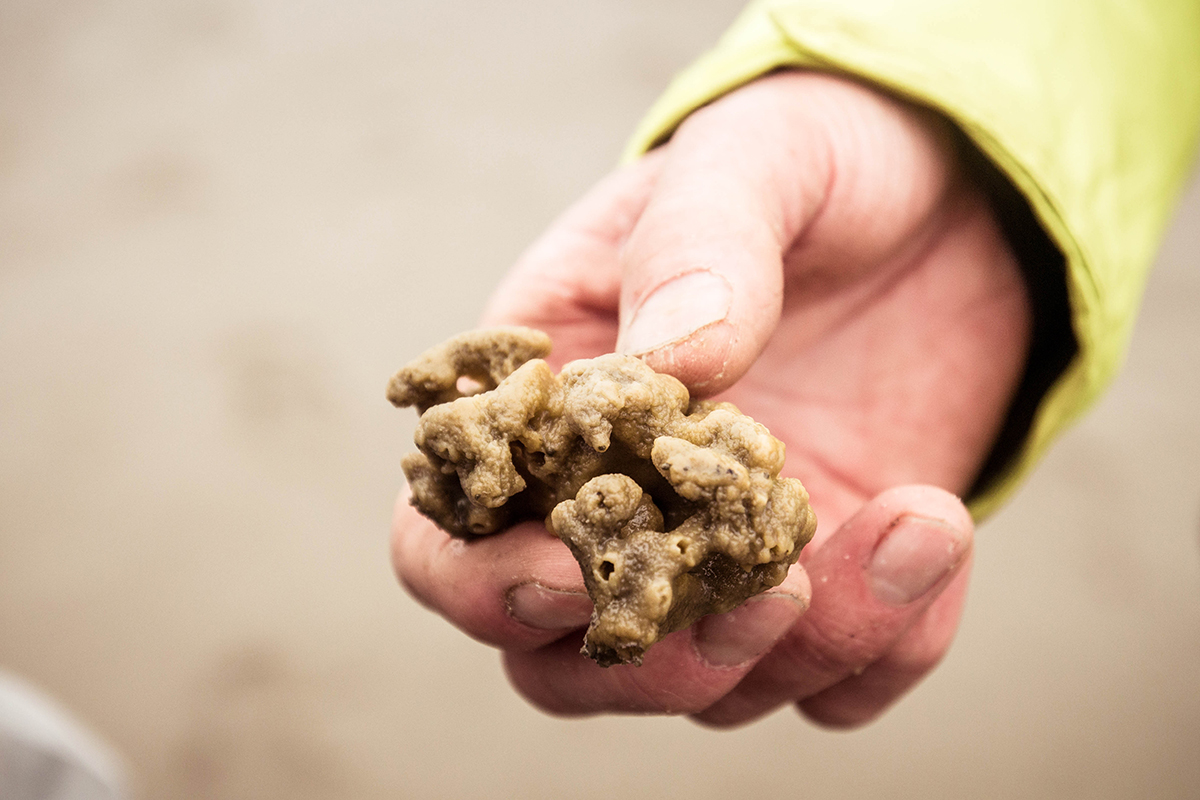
[{"xmin": 391, "ymin": 72, "xmax": 1033, "ymax": 728}]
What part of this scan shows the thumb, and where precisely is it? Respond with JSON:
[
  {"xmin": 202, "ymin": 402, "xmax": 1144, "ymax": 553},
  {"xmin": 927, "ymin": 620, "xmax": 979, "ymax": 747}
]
[{"xmin": 614, "ymin": 73, "xmax": 834, "ymax": 394}]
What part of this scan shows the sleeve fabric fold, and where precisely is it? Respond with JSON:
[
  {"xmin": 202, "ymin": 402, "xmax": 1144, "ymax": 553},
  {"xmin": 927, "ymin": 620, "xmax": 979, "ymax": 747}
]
[{"xmin": 622, "ymin": 0, "xmax": 1200, "ymax": 518}]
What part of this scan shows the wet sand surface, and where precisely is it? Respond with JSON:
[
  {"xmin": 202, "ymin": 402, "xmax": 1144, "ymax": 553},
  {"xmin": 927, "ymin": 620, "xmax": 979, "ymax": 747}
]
[{"xmin": 1, "ymin": 2, "xmax": 1198, "ymax": 798}]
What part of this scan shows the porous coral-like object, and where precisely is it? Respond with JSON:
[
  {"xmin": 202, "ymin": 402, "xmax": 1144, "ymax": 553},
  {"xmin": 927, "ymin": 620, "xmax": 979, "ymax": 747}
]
[{"xmin": 388, "ymin": 327, "xmax": 816, "ymax": 666}]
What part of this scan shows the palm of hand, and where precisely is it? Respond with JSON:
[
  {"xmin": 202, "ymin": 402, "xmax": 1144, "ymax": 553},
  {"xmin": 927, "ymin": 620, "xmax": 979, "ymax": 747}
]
[{"xmin": 483, "ymin": 85, "xmax": 1028, "ymax": 539}]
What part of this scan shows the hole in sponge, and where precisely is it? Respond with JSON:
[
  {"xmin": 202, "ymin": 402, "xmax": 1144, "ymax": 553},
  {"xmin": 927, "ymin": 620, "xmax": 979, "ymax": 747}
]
[
  {"xmin": 598, "ymin": 560, "xmax": 615, "ymax": 580},
  {"xmin": 456, "ymin": 375, "xmax": 486, "ymax": 395}
]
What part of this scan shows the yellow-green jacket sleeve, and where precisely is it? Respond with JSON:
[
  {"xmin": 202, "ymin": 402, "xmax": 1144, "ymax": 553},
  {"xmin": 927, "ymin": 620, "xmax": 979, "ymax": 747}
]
[{"xmin": 624, "ymin": 0, "xmax": 1200, "ymax": 518}]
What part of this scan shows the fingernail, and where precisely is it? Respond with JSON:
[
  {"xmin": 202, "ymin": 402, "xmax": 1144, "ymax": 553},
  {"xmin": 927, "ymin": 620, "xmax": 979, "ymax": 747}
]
[
  {"xmin": 693, "ymin": 594, "xmax": 806, "ymax": 668},
  {"xmin": 506, "ymin": 583, "xmax": 593, "ymax": 630},
  {"xmin": 618, "ymin": 271, "xmax": 732, "ymax": 355},
  {"xmin": 868, "ymin": 515, "xmax": 969, "ymax": 606}
]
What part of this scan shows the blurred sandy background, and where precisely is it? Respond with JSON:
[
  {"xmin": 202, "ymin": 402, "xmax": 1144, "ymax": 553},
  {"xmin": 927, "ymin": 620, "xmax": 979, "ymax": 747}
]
[{"xmin": 1, "ymin": 1, "xmax": 1197, "ymax": 798}]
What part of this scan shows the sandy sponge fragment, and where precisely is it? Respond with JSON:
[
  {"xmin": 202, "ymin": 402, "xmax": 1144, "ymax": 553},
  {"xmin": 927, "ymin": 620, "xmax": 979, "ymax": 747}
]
[{"xmin": 388, "ymin": 327, "xmax": 816, "ymax": 666}]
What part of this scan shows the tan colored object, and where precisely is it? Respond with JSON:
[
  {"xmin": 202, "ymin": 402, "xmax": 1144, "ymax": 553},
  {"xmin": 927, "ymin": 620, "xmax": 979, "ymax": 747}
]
[{"xmin": 388, "ymin": 327, "xmax": 817, "ymax": 666}]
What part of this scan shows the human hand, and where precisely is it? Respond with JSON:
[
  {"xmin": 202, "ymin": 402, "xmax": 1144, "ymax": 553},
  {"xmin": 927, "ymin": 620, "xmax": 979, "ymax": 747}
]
[{"xmin": 392, "ymin": 72, "xmax": 1031, "ymax": 726}]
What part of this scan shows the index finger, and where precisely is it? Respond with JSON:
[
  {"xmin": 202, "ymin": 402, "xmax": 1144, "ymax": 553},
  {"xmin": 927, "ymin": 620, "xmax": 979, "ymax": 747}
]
[{"xmin": 391, "ymin": 497, "xmax": 592, "ymax": 651}]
